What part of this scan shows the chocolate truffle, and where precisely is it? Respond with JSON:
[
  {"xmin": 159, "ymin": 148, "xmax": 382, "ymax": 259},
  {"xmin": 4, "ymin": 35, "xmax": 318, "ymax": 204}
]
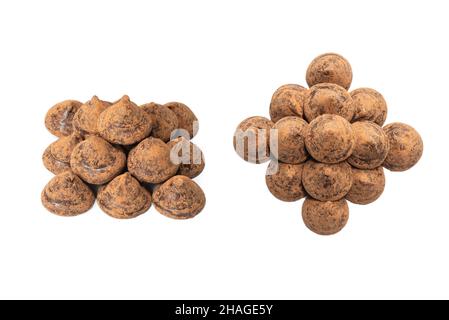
[
  {"xmin": 42, "ymin": 134, "xmax": 83, "ymax": 174},
  {"xmin": 141, "ymin": 102, "xmax": 179, "ymax": 142},
  {"xmin": 98, "ymin": 95, "xmax": 152, "ymax": 145},
  {"xmin": 348, "ymin": 121, "xmax": 390, "ymax": 169},
  {"xmin": 302, "ymin": 197, "xmax": 349, "ymax": 235},
  {"xmin": 305, "ymin": 114, "xmax": 355, "ymax": 164},
  {"xmin": 265, "ymin": 161, "xmax": 306, "ymax": 202},
  {"xmin": 42, "ymin": 145, "xmax": 71, "ymax": 174},
  {"xmin": 45, "ymin": 100, "xmax": 82, "ymax": 137},
  {"xmin": 306, "ymin": 53, "xmax": 353, "ymax": 90},
  {"xmin": 383, "ymin": 123, "xmax": 423, "ymax": 171},
  {"xmin": 272, "ymin": 116, "xmax": 308, "ymax": 164},
  {"xmin": 269, "ymin": 84, "xmax": 307, "ymax": 123},
  {"xmin": 233, "ymin": 116, "xmax": 274, "ymax": 164},
  {"xmin": 128, "ymin": 137, "xmax": 179, "ymax": 184},
  {"xmin": 73, "ymin": 96, "xmax": 111, "ymax": 136},
  {"xmin": 350, "ymin": 88, "xmax": 388, "ymax": 126},
  {"xmin": 167, "ymin": 137, "xmax": 205, "ymax": 179},
  {"xmin": 70, "ymin": 136, "xmax": 126, "ymax": 185},
  {"xmin": 97, "ymin": 172, "xmax": 152, "ymax": 219},
  {"xmin": 153, "ymin": 175, "xmax": 206, "ymax": 219},
  {"xmin": 164, "ymin": 102, "xmax": 198, "ymax": 138},
  {"xmin": 304, "ymin": 83, "xmax": 355, "ymax": 122},
  {"xmin": 41, "ymin": 171, "xmax": 95, "ymax": 216},
  {"xmin": 346, "ymin": 167, "xmax": 385, "ymax": 205},
  {"xmin": 302, "ymin": 160, "xmax": 352, "ymax": 201}
]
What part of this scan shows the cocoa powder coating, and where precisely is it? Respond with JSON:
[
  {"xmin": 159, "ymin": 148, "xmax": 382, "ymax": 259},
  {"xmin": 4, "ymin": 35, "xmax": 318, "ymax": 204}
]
[
  {"xmin": 164, "ymin": 102, "xmax": 198, "ymax": 138},
  {"xmin": 350, "ymin": 88, "xmax": 388, "ymax": 126},
  {"xmin": 306, "ymin": 53, "xmax": 353, "ymax": 90},
  {"xmin": 346, "ymin": 167, "xmax": 385, "ymax": 205},
  {"xmin": 269, "ymin": 84, "xmax": 307, "ymax": 123},
  {"xmin": 272, "ymin": 116, "xmax": 309, "ymax": 164},
  {"xmin": 302, "ymin": 197, "xmax": 349, "ymax": 235},
  {"xmin": 141, "ymin": 102, "xmax": 179, "ymax": 142},
  {"xmin": 45, "ymin": 100, "xmax": 82, "ymax": 137},
  {"xmin": 265, "ymin": 161, "xmax": 306, "ymax": 202},
  {"xmin": 73, "ymin": 96, "xmax": 111, "ymax": 136},
  {"xmin": 42, "ymin": 145, "xmax": 71, "ymax": 174},
  {"xmin": 167, "ymin": 137, "xmax": 205, "ymax": 179}
]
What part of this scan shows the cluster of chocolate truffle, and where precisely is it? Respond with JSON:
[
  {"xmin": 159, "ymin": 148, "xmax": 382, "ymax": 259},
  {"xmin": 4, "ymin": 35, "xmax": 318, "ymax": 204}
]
[
  {"xmin": 42, "ymin": 95, "xmax": 206, "ymax": 220},
  {"xmin": 233, "ymin": 53, "xmax": 423, "ymax": 235}
]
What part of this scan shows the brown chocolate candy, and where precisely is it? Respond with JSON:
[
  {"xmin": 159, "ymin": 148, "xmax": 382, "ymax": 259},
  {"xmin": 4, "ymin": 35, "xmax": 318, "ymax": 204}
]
[
  {"xmin": 41, "ymin": 171, "xmax": 95, "ymax": 216},
  {"xmin": 73, "ymin": 96, "xmax": 111, "ymax": 136},
  {"xmin": 164, "ymin": 102, "xmax": 198, "ymax": 138},
  {"xmin": 350, "ymin": 88, "xmax": 388, "ymax": 126},
  {"xmin": 70, "ymin": 136, "xmax": 126, "ymax": 185},
  {"xmin": 383, "ymin": 123, "xmax": 423, "ymax": 172},
  {"xmin": 348, "ymin": 121, "xmax": 390, "ymax": 169},
  {"xmin": 269, "ymin": 84, "xmax": 307, "ymax": 123},
  {"xmin": 45, "ymin": 100, "xmax": 82, "ymax": 137},
  {"xmin": 42, "ymin": 134, "xmax": 83, "ymax": 174},
  {"xmin": 302, "ymin": 160, "xmax": 352, "ymax": 201},
  {"xmin": 128, "ymin": 137, "xmax": 179, "ymax": 184},
  {"xmin": 302, "ymin": 197, "xmax": 349, "ymax": 235},
  {"xmin": 306, "ymin": 53, "xmax": 353, "ymax": 90},
  {"xmin": 167, "ymin": 137, "xmax": 205, "ymax": 179},
  {"xmin": 98, "ymin": 95, "xmax": 152, "ymax": 145},
  {"xmin": 304, "ymin": 83, "xmax": 355, "ymax": 122},
  {"xmin": 97, "ymin": 172, "xmax": 152, "ymax": 219},
  {"xmin": 153, "ymin": 175, "xmax": 206, "ymax": 219},
  {"xmin": 141, "ymin": 102, "xmax": 179, "ymax": 142},
  {"xmin": 233, "ymin": 116, "xmax": 274, "ymax": 164},
  {"xmin": 346, "ymin": 167, "xmax": 385, "ymax": 205},
  {"xmin": 305, "ymin": 114, "xmax": 355, "ymax": 164},
  {"xmin": 265, "ymin": 161, "xmax": 306, "ymax": 202},
  {"xmin": 42, "ymin": 145, "xmax": 71, "ymax": 174},
  {"xmin": 273, "ymin": 116, "xmax": 308, "ymax": 164}
]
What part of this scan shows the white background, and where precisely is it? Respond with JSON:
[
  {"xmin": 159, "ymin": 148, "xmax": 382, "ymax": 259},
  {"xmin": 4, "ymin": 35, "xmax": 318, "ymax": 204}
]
[{"xmin": 0, "ymin": 0, "xmax": 448, "ymax": 300}]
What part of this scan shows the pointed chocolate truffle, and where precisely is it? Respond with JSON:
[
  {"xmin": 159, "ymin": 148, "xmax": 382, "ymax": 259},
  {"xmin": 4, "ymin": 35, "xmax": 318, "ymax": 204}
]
[
  {"xmin": 164, "ymin": 102, "xmax": 198, "ymax": 138},
  {"xmin": 73, "ymin": 96, "xmax": 112, "ymax": 136},
  {"xmin": 42, "ymin": 134, "xmax": 82, "ymax": 175},
  {"xmin": 45, "ymin": 100, "xmax": 82, "ymax": 137},
  {"xmin": 167, "ymin": 137, "xmax": 205, "ymax": 179},
  {"xmin": 141, "ymin": 102, "xmax": 178, "ymax": 142}
]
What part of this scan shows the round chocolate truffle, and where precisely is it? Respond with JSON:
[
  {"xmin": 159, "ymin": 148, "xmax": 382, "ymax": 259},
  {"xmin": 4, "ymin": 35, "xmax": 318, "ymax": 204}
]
[
  {"xmin": 73, "ymin": 96, "xmax": 111, "ymax": 137},
  {"xmin": 164, "ymin": 102, "xmax": 198, "ymax": 138},
  {"xmin": 346, "ymin": 167, "xmax": 385, "ymax": 205},
  {"xmin": 45, "ymin": 100, "xmax": 82, "ymax": 137},
  {"xmin": 269, "ymin": 84, "xmax": 307, "ymax": 123},
  {"xmin": 383, "ymin": 123, "xmax": 423, "ymax": 172},
  {"xmin": 141, "ymin": 102, "xmax": 179, "ymax": 142},
  {"xmin": 306, "ymin": 53, "xmax": 353, "ymax": 90},
  {"xmin": 265, "ymin": 161, "xmax": 306, "ymax": 202},
  {"xmin": 41, "ymin": 171, "xmax": 95, "ymax": 216},
  {"xmin": 42, "ymin": 134, "xmax": 83, "ymax": 174},
  {"xmin": 305, "ymin": 114, "xmax": 355, "ymax": 164},
  {"xmin": 153, "ymin": 175, "xmax": 206, "ymax": 219},
  {"xmin": 97, "ymin": 173, "xmax": 152, "ymax": 219},
  {"xmin": 167, "ymin": 137, "xmax": 205, "ymax": 179},
  {"xmin": 302, "ymin": 197, "xmax": 349, "ymax": 235},
  {"xmin": 233, "ymin": 116, "xmax": 274, "ymax": 164},
  {"xmin": 128, "ymin": 137, "xmax": 179, "ymax": 184},
  {"xmin": 302, "ymin": 160, "xmax": 352, "ymax": 201},
  {"xmin": 348, "ymin": 121, "xmax": 390, "ymax": 169},
  {"xmin": 272, "ymin": 116, "xmax": 308, "ymax": 164},
  {"xmin": 350, "ymin": 88, "xmax": 388, "ymax": 126},
  {"xmin": 70, "ymin": 136, "xmax": 126, "ymax": 185},
  {"xmin": 98, "ymin": 95, "xmax": 152, "ymax": 145},
  {"xmin": 304, "ymin": 83, "xmax": 355, "ymax": 122}
]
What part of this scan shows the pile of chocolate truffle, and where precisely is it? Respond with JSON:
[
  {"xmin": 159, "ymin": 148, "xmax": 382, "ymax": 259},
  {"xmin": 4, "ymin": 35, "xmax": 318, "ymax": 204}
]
[
  {"xmin": 233, "ymin": 53, "xmax": 423, "ymax": 235},
  {"xmin": 42, "ymin": 95, "xmax": 206, "ymax": 220}
]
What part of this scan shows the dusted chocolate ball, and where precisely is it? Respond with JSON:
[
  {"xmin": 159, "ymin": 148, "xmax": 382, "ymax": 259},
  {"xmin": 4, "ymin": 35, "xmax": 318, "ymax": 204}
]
[
  {"xmin": 265, "ymin": 161, "xmax": 306, "ymax": 202},
  {"xmin": 164, "ymin": 102, "xmax": 198, "ymax": 138},
  {"xmin": 272, "ymin": 116, "xmax": 308, "ymax": 164},
  {"xmin": 42, "ymin": 134, "xmax": 83, "ymax": 174},
  {"xmin": 383, "ymin": 123, "xmax": 423, "ymax": 171},
  {"xmin": 153, "ymin": 175, "xmax": 206, "ymax": 219},
  {"xmin": 70, "ymin": 136, "xmax": 126, "ymax": 185},
  {"xmin": 41, "ymin": 171, "xmax": 95, "ymax": 216},
  {"xmin": 42, "ymin": 145, "xmax": 71, "ymax": 174},
  {"xmin": 233, "ymin": 116, "xmax": 274, "ymax": 164},
  {"xmin": 304, "ymin": 83, "xmax": 355, "ymax": 122},
  {"xmin": 348, "ymin": 121, "xmax": 390, "ymax": 169},
  {"xmin": 97, "ymin": 173, "xmax": 152, "ymax": 219},
  {"xmin": 167, "ymin": 137, "xmax": 205, "ymax": 179},
  {"xmin": 302, "ymin": 197, "xmax": 349, "ymax": 235},
  {"xmin": 305, "ymin": 114, "xmax": 355, "ymax": 163},
  {"xmin": 98, "ymin": 95, "xmax": 152, "ymax": 145},
  {"xmin": 45, "ymin": 100, "xmax": 82, "ymax": 137},
  {"xmin": 350, "ymin": 88, "xmax": 388, "ymax": 126},
  {"xmin": 269, "ymin": 84, "xmax": 307, "ymax": 123},
  {"xmin": 73, "ymin": 96, "xmax": 111, "ymax": 137},
  {"xmin": 302, "ymin": 160, "xmax": 352, "ymax": 201},
  {"xmin": 306, "ymin": 53, "xmax": 353, "ymax": 90},
  {"xmin": 128, "ymin": 137, "xmax": 179, "ymax": 184},
  {"xmin": 141, "ymin": 102, "xmax": 179, "ymax": 142},
  {"xmin": 346, "ymin": 167, "xmax": 385, "ymax": 205}
]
